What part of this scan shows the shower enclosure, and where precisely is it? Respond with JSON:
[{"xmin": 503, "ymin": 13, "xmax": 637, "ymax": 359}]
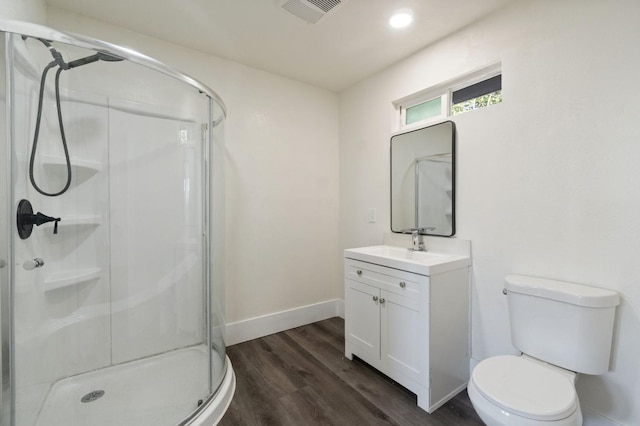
[{"xmin": 1, "ymin": 20, "xmax": 234, "ymax": 426}]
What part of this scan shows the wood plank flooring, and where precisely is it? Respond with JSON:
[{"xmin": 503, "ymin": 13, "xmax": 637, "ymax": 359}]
[{"xmin": 219, "ymin": 317, "xmax": 483, "ymax": 426}]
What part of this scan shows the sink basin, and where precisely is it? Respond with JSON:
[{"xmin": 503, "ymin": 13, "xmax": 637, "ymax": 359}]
[{"xmin": 344, "ymin": 245, "xmax": 470, "ymax": 276}]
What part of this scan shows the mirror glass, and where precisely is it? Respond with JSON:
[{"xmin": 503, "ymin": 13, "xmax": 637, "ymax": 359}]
[{"xmin": 390, "ymin": 121, "xmax": 455, "ymax": 237}]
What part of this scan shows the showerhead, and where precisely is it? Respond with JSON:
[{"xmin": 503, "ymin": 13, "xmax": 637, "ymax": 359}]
[
  {"xmin": 67, "ymin": 51, "xmax": 123, "ymax": 69},
  {"xmin": 28, "ymin": 37, "xmax": 124, "ymax": 69},
  {"xmin": 97, "ymin": 52, "xmax": 123, "ymax": 62}
]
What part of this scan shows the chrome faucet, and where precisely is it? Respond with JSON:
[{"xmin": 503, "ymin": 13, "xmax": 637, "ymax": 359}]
[
  {"xmin": 411, "ymin": 229, "xmax": 425, "ymax": 251},
  {"xmin": 402, "ymin": 227, "xmax": 435, "ymax": 251}
]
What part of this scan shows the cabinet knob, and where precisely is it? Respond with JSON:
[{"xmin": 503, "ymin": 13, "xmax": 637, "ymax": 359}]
[
  {"xmin": 379, "ymin": 298, "xmax": 385, "ymax": 304},
  {"xmin": 399, "ymin": 281, "xmax": 406, "ymax": 288},
  {"xmin": 372, "ymin": 296, "xmax": 378, "ymax": 302},
  {"xmin": 356, "ymin": 270, "xmax": 362, "ymax": 276}
]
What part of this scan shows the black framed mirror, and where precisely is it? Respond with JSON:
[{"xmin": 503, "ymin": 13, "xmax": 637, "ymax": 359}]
[{"xmin": 390, "ymin": 121, "xmax": 455, "ymax": 237}]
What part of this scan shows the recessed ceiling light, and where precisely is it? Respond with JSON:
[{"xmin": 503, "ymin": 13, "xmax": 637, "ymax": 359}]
[{"xmin": 389, "ymin": 9, "xmax": 413, "ymax": 29}]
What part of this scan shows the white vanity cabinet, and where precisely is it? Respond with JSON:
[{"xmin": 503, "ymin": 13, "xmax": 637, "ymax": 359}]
[{"xmin": 344, "ymin": 252, "xmax": 470, "ymax": 414}]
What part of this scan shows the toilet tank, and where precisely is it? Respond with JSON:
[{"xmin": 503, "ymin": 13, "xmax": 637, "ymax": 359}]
[{"xmin": 505, "ymin": 274, "xmax": 620, "ymax": 375}]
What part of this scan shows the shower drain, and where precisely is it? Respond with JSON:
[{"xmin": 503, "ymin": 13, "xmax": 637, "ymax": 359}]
[{"xmin": 81, "ymin": 390, "xmax": 105, "ymax": 403}]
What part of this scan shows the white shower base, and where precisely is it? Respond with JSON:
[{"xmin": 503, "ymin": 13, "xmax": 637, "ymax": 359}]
[{"xmin": 33, "ymin": 346, "xmax": 234, "ymax": 426}]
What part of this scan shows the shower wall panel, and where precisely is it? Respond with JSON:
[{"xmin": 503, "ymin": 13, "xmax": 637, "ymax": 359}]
[
  {"xmin": 12, "ymin": 59, "xmax": 112, "ymax": 425},
  {"xmin": 108, "ymin": 104, "xmax": 205, "ymax": 364}
]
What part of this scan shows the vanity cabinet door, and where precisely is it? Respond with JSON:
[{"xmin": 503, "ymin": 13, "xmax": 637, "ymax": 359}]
[
  {"xmin": 380, "ymin": 290, "xmax": 427, "ymax": 386},
  {"xmin": 345, "ymin": 279, "xmax": 380, "ymax": 368}
]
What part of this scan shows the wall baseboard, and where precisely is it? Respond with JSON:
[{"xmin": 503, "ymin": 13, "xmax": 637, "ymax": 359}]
[
  {"xmin": 226, "ymin": 299, "xmax": 344, "ymax": 346},
  {"xmin": 582, "ymin": 408, "xmax": 624, "ymax": 426}
]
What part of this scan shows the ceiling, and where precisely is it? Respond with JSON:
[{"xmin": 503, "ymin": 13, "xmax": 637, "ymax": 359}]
[{"xmin": 45, "ymin": 0, "xmax": 515, "ymax": 92}]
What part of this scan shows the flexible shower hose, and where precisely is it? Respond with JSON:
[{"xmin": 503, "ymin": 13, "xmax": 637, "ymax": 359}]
[{"xmin": 29, "ymin": 59, "xmax": 73, "ymax": 197}]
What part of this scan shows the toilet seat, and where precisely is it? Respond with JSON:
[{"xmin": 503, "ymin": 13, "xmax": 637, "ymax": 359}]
[{"xmin": 471, "ymin": 355, "xmax": 578, "ymax": 421}]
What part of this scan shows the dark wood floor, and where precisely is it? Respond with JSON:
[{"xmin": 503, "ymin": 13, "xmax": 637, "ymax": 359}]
[{"xmin": 219, "ymin": 317, "xmax": 483, "ymax": 426}]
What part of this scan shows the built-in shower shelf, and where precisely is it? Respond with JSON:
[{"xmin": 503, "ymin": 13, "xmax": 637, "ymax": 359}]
[
  {"xmin": 41, "ymin": 155, "xmax": 101, "ymax": 177},
  {"xmin": 44, "ymin": 267, "xmax": 101, "ymax": 291},
  {"xmin": 43, "ymin": 215, "xmax": 101, "ymax": 231}
]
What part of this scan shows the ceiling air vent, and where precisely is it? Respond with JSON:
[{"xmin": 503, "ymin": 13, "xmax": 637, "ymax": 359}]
[{"xmin": 280, "ymin": 0, "xmax": 345, "ymax": 24}]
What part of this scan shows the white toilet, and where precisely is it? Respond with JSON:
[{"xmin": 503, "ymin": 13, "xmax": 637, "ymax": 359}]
[{"xmin": 468, "ymin": 274, "xmax": 620, "ymax": 426}]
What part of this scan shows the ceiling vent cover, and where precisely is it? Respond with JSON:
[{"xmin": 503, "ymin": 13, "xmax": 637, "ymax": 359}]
[{"xmin": 280, "ymin": 0, "xmax": 345, "ymax": 24}]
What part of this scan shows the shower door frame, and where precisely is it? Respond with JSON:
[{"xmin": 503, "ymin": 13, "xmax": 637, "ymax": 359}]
[{"xmin": 1, "ymin": 29, "xmax": 14, "ymax": 426}]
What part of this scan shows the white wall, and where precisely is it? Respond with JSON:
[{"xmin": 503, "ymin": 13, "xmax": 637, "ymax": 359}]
[
  {"xmin": 0, "ymin": 0, "xmax": 46, "ymax": 23},
  {"xmin": 340, "ymin": 0, "xmax": 640, "ymax": 424},
  {"xmin": 44, "ymin": 8, "xmax": 341, "ymax": 327}
]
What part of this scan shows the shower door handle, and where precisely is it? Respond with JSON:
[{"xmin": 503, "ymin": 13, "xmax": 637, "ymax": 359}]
[{"xmin": 23, "ymin": 258, "xmax": 44, "ymax": 270}]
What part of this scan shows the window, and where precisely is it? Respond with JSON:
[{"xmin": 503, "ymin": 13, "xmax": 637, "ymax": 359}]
[
  {"xmin": 399, "ymin": 93, "xmax": 448, "ymax": 129},
  {"xmin": 394, "ymin": 66, "xmax": 502, "ymax": 130},
  {"xmin": 405, "ymin": 97, "xmax": 442, "ymax": 125},
  {"xmin": 451, "ymin": 75, "xmax": 502, "ymax": 116}
]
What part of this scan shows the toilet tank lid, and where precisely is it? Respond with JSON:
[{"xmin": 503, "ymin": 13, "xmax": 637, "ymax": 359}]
[{"xmin": 505, "ymin": 275, "xmax": 620, "ymax": 308}]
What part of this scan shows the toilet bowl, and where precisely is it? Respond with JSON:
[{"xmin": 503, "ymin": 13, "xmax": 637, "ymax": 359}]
[{"xmin": 468, "ymin": 355, "xmax": 582, "ymax": 426}]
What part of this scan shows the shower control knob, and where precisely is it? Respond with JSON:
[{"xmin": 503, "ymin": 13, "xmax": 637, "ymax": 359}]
[{"xmin": 23, "ymin": 258, "xmax": 44, "ymax": 271}]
